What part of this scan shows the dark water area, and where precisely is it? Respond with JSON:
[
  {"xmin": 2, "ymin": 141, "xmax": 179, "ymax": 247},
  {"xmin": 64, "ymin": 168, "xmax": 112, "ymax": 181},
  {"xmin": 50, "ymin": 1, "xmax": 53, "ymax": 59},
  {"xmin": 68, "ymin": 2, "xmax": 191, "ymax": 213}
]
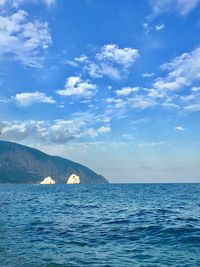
[{"xmin": 0, "ymin": 184, "xmax": 200, "ymax": 267}]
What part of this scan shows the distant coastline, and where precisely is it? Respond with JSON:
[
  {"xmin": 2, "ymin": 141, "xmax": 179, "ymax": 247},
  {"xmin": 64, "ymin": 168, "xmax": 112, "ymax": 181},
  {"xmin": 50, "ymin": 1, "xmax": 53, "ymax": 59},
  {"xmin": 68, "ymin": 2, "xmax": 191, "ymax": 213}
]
[{"xmin": 0, "ymin": 141, "xmax": 109, "ymax": 184}]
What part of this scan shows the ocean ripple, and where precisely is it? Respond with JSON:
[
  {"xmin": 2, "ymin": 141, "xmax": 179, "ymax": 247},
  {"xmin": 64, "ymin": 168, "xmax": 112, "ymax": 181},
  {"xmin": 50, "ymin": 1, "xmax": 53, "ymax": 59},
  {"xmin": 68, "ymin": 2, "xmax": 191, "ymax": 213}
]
[{"xmin": 0, "ymin": 183, "xmax": 200, "ymax": 266}]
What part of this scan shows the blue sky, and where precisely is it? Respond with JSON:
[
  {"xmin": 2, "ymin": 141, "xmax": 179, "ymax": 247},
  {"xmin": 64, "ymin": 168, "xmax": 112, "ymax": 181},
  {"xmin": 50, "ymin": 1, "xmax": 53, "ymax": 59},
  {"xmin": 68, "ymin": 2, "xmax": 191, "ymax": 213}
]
[{"xmin": 0, "ymin": 0, "xmax": 200, "ymax": 182}]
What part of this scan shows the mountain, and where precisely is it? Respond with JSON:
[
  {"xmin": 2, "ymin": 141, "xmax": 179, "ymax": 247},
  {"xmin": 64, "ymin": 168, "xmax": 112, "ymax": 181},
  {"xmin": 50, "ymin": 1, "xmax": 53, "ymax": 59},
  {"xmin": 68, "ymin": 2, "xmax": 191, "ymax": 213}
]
[{"xmin": 0, "ymin": 141, "xmax": 108, "ymax": 184}]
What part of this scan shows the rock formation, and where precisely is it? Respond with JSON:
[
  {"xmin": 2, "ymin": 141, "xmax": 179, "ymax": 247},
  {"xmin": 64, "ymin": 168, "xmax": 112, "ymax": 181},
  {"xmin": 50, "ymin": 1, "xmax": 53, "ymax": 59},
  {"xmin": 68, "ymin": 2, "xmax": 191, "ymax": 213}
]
[
  {"xmin": 67, "ymin": 174, "xmax": 80, "ymax": 184},
  {"xmin": 40, "ymin": 176, "xmax": 55, "ymax": 184}
]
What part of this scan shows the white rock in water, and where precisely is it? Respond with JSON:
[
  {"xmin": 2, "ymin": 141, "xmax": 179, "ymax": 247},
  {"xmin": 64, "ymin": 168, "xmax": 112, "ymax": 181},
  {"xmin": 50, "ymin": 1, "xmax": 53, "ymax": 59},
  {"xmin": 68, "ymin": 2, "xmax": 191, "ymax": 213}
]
[
  {"xmin": 40, "ymin": 176, "xmax": 55, "ymax": 184},
  {"xmin": 67, "ymin": 174, "xmax": 80, "ymax": 184}
]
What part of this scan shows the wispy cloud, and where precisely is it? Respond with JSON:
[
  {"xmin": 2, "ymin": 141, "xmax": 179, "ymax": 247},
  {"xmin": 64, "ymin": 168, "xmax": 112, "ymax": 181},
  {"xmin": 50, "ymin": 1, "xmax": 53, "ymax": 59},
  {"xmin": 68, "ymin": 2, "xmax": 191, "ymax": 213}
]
[
  {"xmin": 0, "ymin": 98, "xmax": 10, "ymax": 103},
  {"xmin": 174, "ymin": 126, "xmax": 186, "ymax": 131},
  {"xmin": 63, "ymin": 59, "xmax": 79, "ymax": 67},
  {"xmin": 105, "ymin": 91, "xmax": 157, "ymax": 113},
  {"xmin": 138, "ymin": 141, "xmax": 169, "ymax": 146},
  {"xmin": 74, "ymin": 55, "xmax": 88, "ymax": 63},
  {"xmin": 143, "ymin": 22, "xmax": 165, "ymax": 33},
  {"xmin": 153, "ymin": 47, "xmax": 200, "ymax": 91},
  {"xmin": 0, "ymin": 0, "xmax": 56, "ymax": 8},
  {"xmin": 129, "ymin": 94, "xmax": 157, "ymax": 109},
  {"xmin": 142, "ymin": 72, "xmax": 154, "ymax": 78},
  {"xmin": 155, "ymin": 23, "xmax": 165, "ymax": 31},
  {"xmin": 74, "ymin": 44, "xmax": 140, "ymax": 80},
  {"xmin": 184, "ymin": 103, "xmax": 200, "ymax": 112},
  {"xmin": 0, "ymin": 10, "xmax": 52, "ymax": 67},
  {"xmin": 149, "ymin": 0, "xmax": 199, "ymax": 18}
]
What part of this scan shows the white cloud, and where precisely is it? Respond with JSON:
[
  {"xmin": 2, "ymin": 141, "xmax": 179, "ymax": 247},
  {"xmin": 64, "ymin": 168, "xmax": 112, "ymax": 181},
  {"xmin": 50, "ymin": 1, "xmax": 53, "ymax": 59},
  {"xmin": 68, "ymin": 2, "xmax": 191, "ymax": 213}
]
[
  {"xmin": 106, "ymin": 97, "xmax": 115, "ymax": 104},
  {"xmin": 76, "ymin": 44, "xmax": 140, "ymax": 80},
  {"xmin": 153, "ymin": 47, "xmax": 200, "ymax": 91},
  {"xmin": 184, "ymin": 103, "xmax": 200, "ymax": 112},
  {"xmin": 116, "ymin": 86, "xmax": 139, "ymax": 96},
  {"xmin": 146, "ymin": 88, "xmax": 165, "ymax": 98},
  {"xmin": 143, "ymin": 22, "xmax": 165, "ymax": 33},
  {"xmin": 192, "ymin": 86, "xmax": 200, "ymax": 92},
  {"xmin": 87, "ymin": 62, "xmax": 121, "ymax": 79},
  {"xmin": 15, "ymin": 91, "xmax": 55, "ymax": 106},
  {"xmin": 0, "ymin": 0, "xmax": 56, "ymax": 7},
  {"xmin": 177, "ymin": 87, "xmax": 200, "ymax": 112},
  {"xmin": 106, "ymin": 89, "xmax": 158, "ymax": 112},
  {"xmin": 56, "ymin": 76, "xmax": 96, "ymax": 97},
  {"xmin": 154, "ymin": 77, "xmax": 188, "ymax": 90},
  {"xmin": 64, "ymin": 60, "xmax": 79, "ymax": 67},
  {"xmin": 103, "ymin": 47, "xmax": 200, "ymax": 114},
  {"xmin": 74, "ymin": 55, "xmax": 88, "ymax": 63},
  {"xmin": 106, "ymin": 97, "xmax": 125, "ymax": 108},
  {"xmin": 180, "ymin": 94, "xmax": 197, "ymax": 102},
  {"xmin": 162, "ymin": 101, "xmax": 180, "ymax": 109},
  {"xmin": 98, "ymin": 126, "xmax": 111, "ymax": 133},
  {"xmin": 129, "ymin": 95, "xmax": 156, "ymax": 109},
  {"xmin": 0, "ymin": 10, "xmax": 52, "ymax": 67},
  {"xmin": 0, "ymin": 98, "xmax": 10, "ymax": 103},
  {"xmin": 174, "ymin": 126, "xmax": 186, "ymax": 131},
  {"xmin": 96, "ymin": 44, "xmax": 140, "ymax": 68},
  {"xmin": 142, "ymin": 72, "xmax": 154, "ymax": 78},
  {"xmin": 138, "ymin": 141, "xmax": 168, "ymax": 146},
  {"xmin": 149, "ymin": 0, "xmax": 199, "ymax": 17},
  {"xmin": 155, "ymin": 23, "xmax": 165, "ymax": 31},
  {"xmin": 143, "ymin": 23, "xmax": 149, "ymax": 30},
  {"xmin": 0, "ymin": 113, "xmax": 111, "ymax": 144},
  {"xmin": 1, "ymin": 120, "xmax": 47, "ymax": 141}
]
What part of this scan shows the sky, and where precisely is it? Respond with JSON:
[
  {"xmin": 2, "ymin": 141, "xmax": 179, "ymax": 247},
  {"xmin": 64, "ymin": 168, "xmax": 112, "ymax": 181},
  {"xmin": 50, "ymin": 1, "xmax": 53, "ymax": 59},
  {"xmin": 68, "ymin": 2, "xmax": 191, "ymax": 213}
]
[{"xmin": 0, "ymin": 0, "xmax": 200, "ymax": 183}]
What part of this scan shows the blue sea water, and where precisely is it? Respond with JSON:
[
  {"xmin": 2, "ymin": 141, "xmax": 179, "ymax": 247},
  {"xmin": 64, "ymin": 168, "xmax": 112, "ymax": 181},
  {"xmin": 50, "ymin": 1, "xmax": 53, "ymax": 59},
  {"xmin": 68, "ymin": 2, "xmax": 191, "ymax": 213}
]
[{"xmin": 0, "ymin": 184, "xmax": 200, "ymax": 267}]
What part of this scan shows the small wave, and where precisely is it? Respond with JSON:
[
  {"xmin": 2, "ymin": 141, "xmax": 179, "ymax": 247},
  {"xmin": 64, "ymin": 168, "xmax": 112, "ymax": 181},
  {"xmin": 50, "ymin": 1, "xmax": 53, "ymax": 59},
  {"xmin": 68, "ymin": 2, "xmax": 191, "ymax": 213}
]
[
  {"xmin": 160, "ymin": 226, "xmax": 199, "ymax": 235},
  {"xmin": 181, "ymin": 236, "xmax": 200, "ymax": 244},
  {"xmin": 103, "ymin": 219, "xmax": 130, "ymax": 225}
]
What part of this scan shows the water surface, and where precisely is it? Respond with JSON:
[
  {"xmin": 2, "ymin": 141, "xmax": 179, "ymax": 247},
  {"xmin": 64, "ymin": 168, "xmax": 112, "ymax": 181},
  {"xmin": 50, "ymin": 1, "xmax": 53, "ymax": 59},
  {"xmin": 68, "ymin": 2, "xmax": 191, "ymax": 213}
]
[{"xmin": 0, "ymin": 184, "xmax": 200, "ymax": 266}]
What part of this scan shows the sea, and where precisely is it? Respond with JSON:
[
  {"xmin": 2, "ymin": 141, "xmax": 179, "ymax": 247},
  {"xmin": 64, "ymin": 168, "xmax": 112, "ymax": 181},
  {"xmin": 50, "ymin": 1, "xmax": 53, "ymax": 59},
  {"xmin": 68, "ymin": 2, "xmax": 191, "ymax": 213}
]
[{"xmin": 0, "ymin": 183, "xmax": 200, "ymax": 267}]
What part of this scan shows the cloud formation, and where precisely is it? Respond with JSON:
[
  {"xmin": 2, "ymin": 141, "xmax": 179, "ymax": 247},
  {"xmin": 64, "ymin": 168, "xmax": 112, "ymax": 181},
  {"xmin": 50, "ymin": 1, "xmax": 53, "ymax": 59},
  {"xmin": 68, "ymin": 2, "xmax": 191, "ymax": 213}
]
[
  {"xmin": 154, "ymin": 47, "xmax": 200, "ymax": 91},
  {"xmin": 15, "ymin": 92, "xmax": 55, "ymax": 106},
  {"xmin": 98, "ymin": 126, "xmax": 111, "ymax": 133},
  {"xmin": 143, "ymin": 22, "xmax": 165, "ymax": 33},
  {"xmin": 0, "ymin": 115, "xmax": 111, "ymax": 144},
  {"xmin": 74, "ymin": 44, "xmax": 140, "ymax": 80},
  {"xmin": 102, "ymin": 45, "xmax": 200, "ymax": 115},
  {"xmin": 116, "ymin": 86, "xmax": 139, "ymax": 96},
  {"xmin": 142, "ymin": 72, "xmax": 154, "ymax": 78},
  {"xmin": 96, "ymin": 44, "xmax": 139, "ymax": 68},
  {"xmin": 149, "ymin": 0, "xmax": 199, "ymax": 17},
  {"xmin": 56, "ymin": 76, "xmax": 96, "ymax": 97},
  {"xmin": 0, "ymin": 9, "xmax": 52, "ymax": 67},
  {"xmin": 0, "ymin": 0, "xmax": 56, "ymax": 7},
  {"xmin": 174, "ymin": 126, "xmax": 185, "ymax": 131},
  {"xmin": 138, "ymin": 141, "xmax": 169, "ymax": 146}
]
